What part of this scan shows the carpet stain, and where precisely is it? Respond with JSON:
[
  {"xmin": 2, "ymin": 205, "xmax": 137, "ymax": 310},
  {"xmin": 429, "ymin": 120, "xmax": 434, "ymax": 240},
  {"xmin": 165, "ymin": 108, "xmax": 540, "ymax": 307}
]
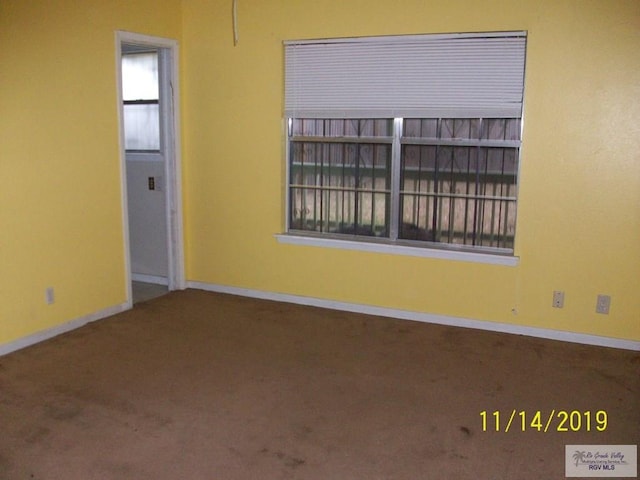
[
  {"xmin": 285, "ymin": 456, "xmax": 305, "ymax": 468},
  {"xmin": 45, "ymin": 400, "xmax": 83, "ymax": 421},
  {"xmin": 0, "ymin": 451, "xmax": 10, "ymax": 471},
  {"xmin": 430, "ymin": 376, "xmax": 448, "ymax": 383},
  {"xmin": 277, "ymin": 452, "xmax": 305, "ymax": 468},
  {"xmin": 140, "ymin": 411, "xmax": 173, "ymax": 429},
  {"xmin": 449, "ymin": 452, "xmax": 469, "ymax": 460},
  {"xmin": 52, "ymin": 386, "xmax": 172, "ymax": 430},
  {"xmin": 24, "ymin": 426, "xmax": 51, "ymax": 445},
  {"xmin": 459, "ymin": 426, "xmax": 472, "ymax": 437},
  {"xmin": 293, "ymin": 424, "xmax": 313, "ymax": 439},
  {"xmin": 591, "ymin": 368, "xmax": 635, "ymax": 393},
  {"xmin": 261, "ymin": 448, "xmax": 306, "ymax": 468}
]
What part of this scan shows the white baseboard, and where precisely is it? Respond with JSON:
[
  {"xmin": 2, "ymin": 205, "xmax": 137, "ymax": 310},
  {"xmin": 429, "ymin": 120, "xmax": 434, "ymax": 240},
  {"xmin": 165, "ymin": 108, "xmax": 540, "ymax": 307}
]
[
  {"xmin": 188, "ymin": 281, "xmax": 640, "ymax": 351},
  {"xmin": 0, "ymin": 302, "xmax": 130, "ymax": 357},
  {"xmin": 131, "ymin": 273, "xmax": 169, "ymax": 286},
  {"xmin": 4, "ymin": 284, "xmax": 638, "ymax": 357}
]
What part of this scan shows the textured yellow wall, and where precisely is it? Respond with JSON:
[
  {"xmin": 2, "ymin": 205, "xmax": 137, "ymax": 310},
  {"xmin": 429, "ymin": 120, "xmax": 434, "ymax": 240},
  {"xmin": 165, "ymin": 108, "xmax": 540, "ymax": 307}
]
[
  {"xmin": 181, "ymin": 0, "xmax": 640, "ymax": 341},
  {"xmin": 0, "ymin": 0, "xmax": 181, "ymax": 344},
  {"xmin": 1, "ymin": 0, "xmax": 638, "ymax": 348}
]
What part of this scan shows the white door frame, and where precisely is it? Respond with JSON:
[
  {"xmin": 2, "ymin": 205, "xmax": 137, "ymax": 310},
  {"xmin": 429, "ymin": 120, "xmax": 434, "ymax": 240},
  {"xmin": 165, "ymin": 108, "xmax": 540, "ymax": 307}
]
[{"xmin": 115, "ymin": 30, "xmax": 185, "ymax": 305}]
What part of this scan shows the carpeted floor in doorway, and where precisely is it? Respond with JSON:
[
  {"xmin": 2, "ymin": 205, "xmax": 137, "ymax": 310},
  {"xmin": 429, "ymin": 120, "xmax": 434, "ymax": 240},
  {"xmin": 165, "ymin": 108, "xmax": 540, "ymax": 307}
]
[{"xmin": 0, "ymin": 289, "xmax": 638, "ymax": 479}]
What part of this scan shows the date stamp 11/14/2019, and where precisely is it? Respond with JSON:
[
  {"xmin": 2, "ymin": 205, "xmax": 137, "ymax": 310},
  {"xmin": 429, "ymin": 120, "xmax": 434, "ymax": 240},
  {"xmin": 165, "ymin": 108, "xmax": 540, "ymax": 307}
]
[{"xmin": 480, "ymin": 410, "xmax": 608, "ymax": 433}]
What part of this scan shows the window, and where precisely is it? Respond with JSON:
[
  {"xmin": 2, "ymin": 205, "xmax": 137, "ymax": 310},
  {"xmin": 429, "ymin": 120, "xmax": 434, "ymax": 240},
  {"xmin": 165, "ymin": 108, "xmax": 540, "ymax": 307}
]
[
  {"xmin": 284, "ymin": 32, "xmax": 526, "ymax": 255},
  {"xmin": 122, "ymin": 51, "xmax": 160, "ymax": 152},
  {"xmin": 289, "ymin": 118, "xmax": 393, "ymax": 237}
]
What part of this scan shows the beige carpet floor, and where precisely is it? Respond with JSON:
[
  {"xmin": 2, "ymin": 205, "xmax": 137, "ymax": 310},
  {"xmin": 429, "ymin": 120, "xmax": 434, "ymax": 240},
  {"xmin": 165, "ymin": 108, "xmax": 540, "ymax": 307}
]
[{"xmin": 0, "ymin": 289, "xmax": 638, "ymax": 479}]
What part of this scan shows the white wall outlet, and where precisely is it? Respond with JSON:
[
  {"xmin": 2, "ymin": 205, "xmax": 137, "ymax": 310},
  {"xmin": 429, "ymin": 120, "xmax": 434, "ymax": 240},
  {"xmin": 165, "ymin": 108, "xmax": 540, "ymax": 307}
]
[
  {"xmin": 596, "ymin": 294, "xmax": 611, "ymax": 315},
  {"xmin": 552, "ymin": 290, "xmax": 564, "ymax": 308},
  {"xmin": 45, "ymin": 287, "xmax": 55, "ymax": 305}
]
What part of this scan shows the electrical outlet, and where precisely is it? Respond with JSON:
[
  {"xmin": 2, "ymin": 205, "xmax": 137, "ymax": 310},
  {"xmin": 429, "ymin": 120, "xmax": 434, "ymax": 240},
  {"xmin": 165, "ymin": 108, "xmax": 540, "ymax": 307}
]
[
  {"xmin": 596, "ymin": 294, "xmax": 611, "ymax": 315},
  {"xmin": 45, "ymin": 287, "xmax": 55, "ymax": 305},
  {"xmin": 552, "ymin": 290, "xmax": 564, "ymax": 308}
]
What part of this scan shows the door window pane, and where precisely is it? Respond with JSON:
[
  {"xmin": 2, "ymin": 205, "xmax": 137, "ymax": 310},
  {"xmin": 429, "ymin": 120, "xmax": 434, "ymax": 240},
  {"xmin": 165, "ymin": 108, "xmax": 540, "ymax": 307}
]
[
  {"xmin": 123, "ymin": 104, "xmax": 160, "ymax": 151},
  {"xmin": 122, "ymin": 53, "xmax": 159, "ymax": 101},
  {"xmin": 122, "ymin": 52, "xmax": 160, "ymax": 151}
]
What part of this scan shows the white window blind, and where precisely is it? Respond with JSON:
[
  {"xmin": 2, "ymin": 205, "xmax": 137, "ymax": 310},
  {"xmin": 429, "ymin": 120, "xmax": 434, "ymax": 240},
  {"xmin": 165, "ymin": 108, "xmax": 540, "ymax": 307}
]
[{"xmin": 284, "ymin": 32, "xmax": 527, "ymax": 119}]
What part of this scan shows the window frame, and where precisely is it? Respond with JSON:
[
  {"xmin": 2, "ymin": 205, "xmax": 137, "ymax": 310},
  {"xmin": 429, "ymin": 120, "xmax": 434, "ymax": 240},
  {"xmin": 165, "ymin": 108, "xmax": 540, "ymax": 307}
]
[
  {"xmin": 280, "ymin": 32, "xmax": 525, "ymax": 265},
  {"xmin": 282, "ymin": 116, "xmax": 521, "ymax": 265},
  {"xmin": 122, "ymin": 50, "xmax": 162, "ymax": 154}
]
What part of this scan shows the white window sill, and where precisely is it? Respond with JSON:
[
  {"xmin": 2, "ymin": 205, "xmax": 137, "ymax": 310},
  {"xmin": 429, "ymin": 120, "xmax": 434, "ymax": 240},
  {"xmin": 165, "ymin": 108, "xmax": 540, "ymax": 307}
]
[{"xmin": 275, "ymin": 233, "xmax": 519, "ymax": 266}]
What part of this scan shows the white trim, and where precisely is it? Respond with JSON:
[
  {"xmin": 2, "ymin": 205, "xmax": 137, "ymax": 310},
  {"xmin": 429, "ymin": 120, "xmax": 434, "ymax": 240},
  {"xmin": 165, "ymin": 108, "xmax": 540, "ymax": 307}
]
[
  {"xmin": 0, "ymin": 302, "xmax": 129, "ymax": 357},
  {"xmin": 115, "ymin": 34, "xmax": 134, "ymax": 307},
  {"xmin": 165, "ymin": 44, "xmax": 186, "ymax": 291},
  {"xmin": 115, "ymin": 31, "xmax": 186, "ymax": 302},
  {"xmin": 187, "ymin": 281, "xmax": 640, "ymax": 352},
  {"xmin": 131, "ymin": 273, "xmax": 169, "ymax": 286},
  {"xmin": 275, "ymin": 233, "xmax": 519, "ymax": 266},
  {"xmin": 117, "ymin": 30, "xmax": 179, "ymax": 50}
]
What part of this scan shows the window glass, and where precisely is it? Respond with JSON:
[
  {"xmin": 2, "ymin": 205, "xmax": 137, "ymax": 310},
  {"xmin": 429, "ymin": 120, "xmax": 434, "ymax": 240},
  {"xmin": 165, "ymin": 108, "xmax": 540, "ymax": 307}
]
[
  {"xmin": 290, "ymin": 119, "xmax": 392, "ymax": 236},
  {"xmin": 122, "ymin": 52, "xmax": 160, "ymax": 151},
  {"xmin": 399, "ymin": 118, "xmax": 518, "ymax": 249},
  {"xmin": 122, "ymin": 53, "xmax": 159, "ymax": 101},
  {"xmin": 289, "ymin": 117, "xmax": 520, "ymax": 253},
  {"xmin": 123, "ymin": 104, "xmax": 160, "ymax": 151}
]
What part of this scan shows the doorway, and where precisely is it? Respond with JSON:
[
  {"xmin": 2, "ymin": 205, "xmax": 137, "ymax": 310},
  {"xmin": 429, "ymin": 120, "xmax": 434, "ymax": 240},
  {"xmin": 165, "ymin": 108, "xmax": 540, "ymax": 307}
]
[{"xmin": 116, "ymin": 31, "xmax": 185, "ymax": 305}]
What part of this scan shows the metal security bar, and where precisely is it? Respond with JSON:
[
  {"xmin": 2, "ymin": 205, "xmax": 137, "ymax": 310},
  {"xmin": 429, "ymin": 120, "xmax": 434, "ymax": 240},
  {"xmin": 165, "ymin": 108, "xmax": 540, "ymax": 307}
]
[
  {"xmin": 400, "ymin": 118, "xmax": 520, "ymax": 249},
  {"xmin": 288, "ymin": 117, "xmax": 520, "ymax": 253},
  {"xmin": 289, "ymin": 119, "xmax": 392, "ymax": 237}
]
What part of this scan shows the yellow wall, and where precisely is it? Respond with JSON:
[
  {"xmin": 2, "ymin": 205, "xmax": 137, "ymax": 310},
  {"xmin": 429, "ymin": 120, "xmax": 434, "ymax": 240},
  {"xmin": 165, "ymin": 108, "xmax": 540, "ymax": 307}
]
[
  {"xmin": 0, "ymin": 0, "xmax": 181, "ymax": 344},
  {"xmin": 1, "ymin": 0, "xmax": 638, "ymax": 348},
  {"xmin": 181, "ymin": 0, "xmax": 640, "ymax": 341}
]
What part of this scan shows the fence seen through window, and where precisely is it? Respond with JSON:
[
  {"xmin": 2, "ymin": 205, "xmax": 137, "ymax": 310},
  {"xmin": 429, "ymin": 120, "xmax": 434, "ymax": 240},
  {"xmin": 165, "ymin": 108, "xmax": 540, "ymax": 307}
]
[{"xmin": 288, "ymin": 117, "xmax": 520, "ymax": 252}]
